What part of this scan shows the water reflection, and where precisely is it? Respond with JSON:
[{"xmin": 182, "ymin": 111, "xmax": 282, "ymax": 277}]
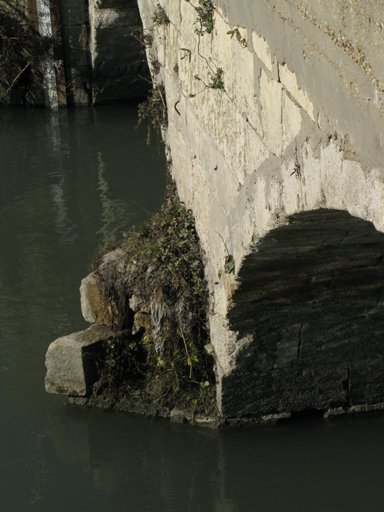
[
  {"xmin": 47, "ymin": 406, "xmax": 384, "ymax": 512},
  {"xmin": 25, "ymin": 427, "xmax": 51, "ymax": 508},
  {"xmin": 0, "ymin": 105, "xmax": 167, "ymax": 511},
  {"xmin": 97, "ymin": 151, "xmax": 132, "ymax": 244},
  {"xmin": 1, "ymin": 107, "xmax": 384, "ymax": 512},
  {"xmin": 49, "ymin": 407, "xmax": 227, "ymax": 512},
  {"xmin": 45, "ymin": 111, "xmax": 62, "ymax": 155},
  {"xmin": 0, "ymin": 105, "xmax": 166, "ymax": 409},
  {"xmin": 51, "ymin": 177, "xmax": 79, "ymax": 247}
]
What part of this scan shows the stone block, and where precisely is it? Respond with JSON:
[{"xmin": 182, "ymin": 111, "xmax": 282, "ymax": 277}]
[
  {"xmin": 282, "ymin": 91, "xmax": 302, "ymax": 152},
  {"xmin": 279, "ymin": 63, "xmax": 315, "ymax": 122},
  {"xmin": 45, "ymin": 324, "xmax": 120, "ymax": 396},
  {"xmin": 350, "ymin": 360, "xmax": 384, "ymax": 406},
  {"xmin": 80, "ymin": 273, "xmax": 98, "ymax": 323},
  {"xmin": 80, "ymin": 272, "xmax": 118, "ymax": 326},
  {"xmin": 89, "ymin": 0, "xmax": 150, "ymax": 104},
  {"xmin": 220, "ymin": 365, "xmax": 349, "ymax": 418},
  {"xmin": 259, "ymin": 69, "xmax": 283, "ymax": 155},
  {"xmin": 252, "ymin": 30, "xmax": 273, "ymax": 73}
]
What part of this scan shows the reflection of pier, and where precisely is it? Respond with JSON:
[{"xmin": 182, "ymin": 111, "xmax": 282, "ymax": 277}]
[
  {"xmin": 48, "ymin": 111, "xmax": 79, "ymax": 246},
  {"xmin": 96, "ymin": 152, "xmax": 131, "ymax": 244},
  {"xmin": 51, "ymin": 178, "xmax": 79, "ymax": 246},
  {"xmin": 49, "ymin": 408, "xmax": 234, "ymax": 511}
]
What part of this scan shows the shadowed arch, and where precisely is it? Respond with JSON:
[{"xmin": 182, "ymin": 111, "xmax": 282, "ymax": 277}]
[{"xmin": 222, "ymin": 209, "xmax": 384, "ymax": 418}]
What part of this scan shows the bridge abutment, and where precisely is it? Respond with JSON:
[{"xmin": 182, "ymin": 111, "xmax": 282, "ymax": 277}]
[
  {"xmin": 36, "ymin": 0, "xmax": 384, "ymax": 421},
  {"xmin": 221, "ymin": 209, "xmax": 384, "ymax": 417},
  {"xmin": 136, "ymin": 0, "xmax": 384, "ymax": 417}
]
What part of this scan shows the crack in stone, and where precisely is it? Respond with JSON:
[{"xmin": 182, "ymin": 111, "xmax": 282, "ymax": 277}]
[{"xmin": 338, "ymin": 231, "xmax": 350, "ymax": 246}]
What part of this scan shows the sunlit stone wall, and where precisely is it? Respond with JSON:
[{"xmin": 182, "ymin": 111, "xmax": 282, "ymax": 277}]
[{"xmin": 134, "ymin": 0, "xmax": 384, "ymax": 418}]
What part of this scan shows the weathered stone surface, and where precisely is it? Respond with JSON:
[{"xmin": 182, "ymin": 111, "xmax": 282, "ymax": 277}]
[
  {"xmin": 58, "ymin": 0, "xmax": 92, "ymax": 106},
  {"xmin": 129, "ymin": 294, "xmax": 144, "ymax": 312},
  {"xmin": 222, "ymin": 210, "xmax": 384, "ymax": 417},
  {"xmin": 80, "ymin": 271, "xmax": 118, "ymax": 326},
  {"xmin": 136, "ymin": 0, "xmax": 384, "ymax": 418},
  {"xmin": 170, "ymin": 409, "xmax": 223, "ymax": 428},
  {"xmin": 80, "ymin": 273, "xmax": 98, "ymax": 323},
  {"xmin": 45, "ymin": 324, "xmax": 121, "ymax": 396}
]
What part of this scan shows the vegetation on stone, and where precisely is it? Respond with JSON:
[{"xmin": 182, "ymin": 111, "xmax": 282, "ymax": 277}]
[
  {"xmin": 208, "ymin": 67, "xmax": 224, "ymax": 89},
  {"xmin": 182, "ymin": 0, "xmax": 223, "ymax": 97},
  {"xmin": 123, "ymin": 184, "xmax": 208, "ymax": 311},
  {"xmin": 90, "ymin": 181, "xmax": 216, "ymax": 416},
  {"xmin": 129, "ymin": 27, "xmax": 154, "ymax": 51},
  {"xmin": 190, "ymin": 67, "xmax": 224, "ymax": 97},
  {"xmin": 137, "ymin": 83, "xmax": 167, "ymax": 143},
  {"xmin": 194, "ymin": 0, "xmax": 215, "ymax": 35}
]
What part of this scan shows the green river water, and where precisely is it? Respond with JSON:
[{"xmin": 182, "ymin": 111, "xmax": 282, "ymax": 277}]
[{"xmin": 1, "ymin": 106, "xmax": 384, "ymax": 512}]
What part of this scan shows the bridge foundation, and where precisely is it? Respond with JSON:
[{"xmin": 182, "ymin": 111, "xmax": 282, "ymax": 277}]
[{"xmin": 220, "ymin": 209, "xmax": 384, "ymax": 417}]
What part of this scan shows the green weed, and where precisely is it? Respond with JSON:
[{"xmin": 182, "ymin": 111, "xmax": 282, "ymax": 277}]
[
  {"xmin": 194, "ymin": 0, "xmax": 214, "ymax": 34},
  {"xmin": 208, "ymin": 67, "xmax": 224, "ymax": 89},
  {"xmin": 137, "ymin": 83, "xmax": 167, "ymax": 144}
]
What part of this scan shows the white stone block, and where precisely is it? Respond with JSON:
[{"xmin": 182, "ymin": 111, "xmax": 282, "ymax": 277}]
[
  {"xmin": 252, "ymin": 31, "xmax": 273, "ymax": 73},
  {"xmin": 279, "ymin": 63, "xmax": 315, "ymax": 122},
  {"xmin": 260, "ymin": 69, "xmax": 283, "ymax": 155},
  {"xmin": 282, "ymin": 91, "xmax": 302, "ymax": 152}
]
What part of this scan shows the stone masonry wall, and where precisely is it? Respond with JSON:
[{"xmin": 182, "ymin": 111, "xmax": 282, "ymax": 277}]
[
  {"xmin": 136, "ymin": 0, "xmax": 384, "ymax": 417},
  {"xmin": 61, "ymin": 0, "xmax": 151, "ymax": 105},
  {"xmin": 88, "ymin": 0, "xmax": 151, "ymax": 104}
]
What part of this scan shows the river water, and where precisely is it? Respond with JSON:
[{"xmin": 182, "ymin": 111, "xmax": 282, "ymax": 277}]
[{"xmin": 1, "ymin": 106, "xmax": 384, "ymax": 512}]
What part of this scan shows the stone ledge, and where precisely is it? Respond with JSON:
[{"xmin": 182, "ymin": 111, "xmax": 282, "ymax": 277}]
[
  {"xmin": 324, "ymin": 402, "xmax": 384, "ymax": 419},
  {"xmin": 45, "ymin": 325, "xmax": 127, "ymax": 397}
]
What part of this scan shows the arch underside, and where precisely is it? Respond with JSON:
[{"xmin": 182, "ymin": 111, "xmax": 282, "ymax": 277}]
[{"xmin": 224, "ymin": 209, "xmax": 384, "ymax": 418}]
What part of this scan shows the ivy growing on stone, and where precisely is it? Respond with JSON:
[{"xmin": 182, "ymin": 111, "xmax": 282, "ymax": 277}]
[{"xmin": 189, "ymin": 67, "xmax": 224, "ymax": 97}]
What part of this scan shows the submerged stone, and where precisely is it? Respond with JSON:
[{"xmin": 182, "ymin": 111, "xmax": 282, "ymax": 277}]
[{"xmin": 45, "ymin": 324, "xmax": 124, "ymax": 396}]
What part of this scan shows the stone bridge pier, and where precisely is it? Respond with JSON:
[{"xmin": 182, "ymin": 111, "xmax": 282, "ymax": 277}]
[
  {"xmin": 222, "ymin": 209, "xmax": 384, "ymax": 417},
  {"xmin": 136, "ymin": 0, "xmax": 384, "ymax": 418}
]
